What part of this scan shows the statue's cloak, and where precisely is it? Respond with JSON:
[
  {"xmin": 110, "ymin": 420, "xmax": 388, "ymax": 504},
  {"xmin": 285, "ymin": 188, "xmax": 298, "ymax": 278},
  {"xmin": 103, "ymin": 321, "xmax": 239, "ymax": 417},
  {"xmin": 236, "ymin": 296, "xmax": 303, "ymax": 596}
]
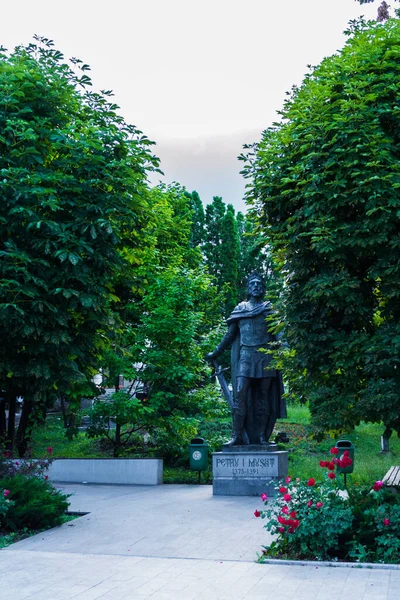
[{"xmin": 227, "ymin": 301, "xmax": 286, "ymax": 442}]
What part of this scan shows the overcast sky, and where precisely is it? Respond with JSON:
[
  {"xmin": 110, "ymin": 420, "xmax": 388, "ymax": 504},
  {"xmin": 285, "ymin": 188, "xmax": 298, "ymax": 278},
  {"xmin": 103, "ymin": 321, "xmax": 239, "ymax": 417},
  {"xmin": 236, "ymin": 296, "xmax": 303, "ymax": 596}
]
[{"xmin": 2, "ymin": 0, "xmax": 378, "ymax": 210}]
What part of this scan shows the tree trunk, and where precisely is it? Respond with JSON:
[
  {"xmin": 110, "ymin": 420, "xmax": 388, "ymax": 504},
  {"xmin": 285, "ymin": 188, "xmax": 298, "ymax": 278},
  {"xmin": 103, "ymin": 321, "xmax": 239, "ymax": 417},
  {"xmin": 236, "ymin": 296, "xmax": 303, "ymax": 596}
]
[
  {"xmin": 114, "ymin": 423, "xmax": 121, "ymax": 457},
  {"xmin": 7, "ymin": 391, "xmax": 16, "ymax": 450},
  {"xmin": 0, "ymin": 395, "xmax": 6, "ymax": 438},
  {"xmin": 60, "ymin": 395, "xmax": 69, "ymax": 428},
  {"xmin": 16, "ymin": 397, "xmax": 34, "ymax": 457}
]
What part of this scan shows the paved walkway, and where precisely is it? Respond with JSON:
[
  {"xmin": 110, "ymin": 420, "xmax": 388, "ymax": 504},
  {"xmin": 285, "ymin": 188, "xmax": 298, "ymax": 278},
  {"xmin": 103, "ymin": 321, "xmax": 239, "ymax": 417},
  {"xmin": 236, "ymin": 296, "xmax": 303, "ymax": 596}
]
[{"xmin": 1, "ymin": 484, "xmax": 399, "ymax": 599}]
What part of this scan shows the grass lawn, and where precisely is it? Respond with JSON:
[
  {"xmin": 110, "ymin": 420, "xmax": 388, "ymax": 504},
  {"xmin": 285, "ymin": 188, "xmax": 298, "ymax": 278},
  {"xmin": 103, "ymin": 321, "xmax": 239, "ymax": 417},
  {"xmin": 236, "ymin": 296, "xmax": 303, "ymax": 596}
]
[
  {"xmin": 278, "ymin": 405, "xmax": 400, "ymax": 485},
  {"xmin": 29, "ymin": 406, "xmax": 400, "ymax": 485}
]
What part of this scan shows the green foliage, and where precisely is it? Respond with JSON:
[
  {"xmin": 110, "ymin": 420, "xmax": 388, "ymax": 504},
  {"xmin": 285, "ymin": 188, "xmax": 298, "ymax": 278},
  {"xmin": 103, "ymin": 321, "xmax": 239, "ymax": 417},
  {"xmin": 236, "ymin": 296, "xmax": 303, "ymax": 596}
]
[
  {"xmin": 96, "ymin": 182, "xmax": 227, "ymax": 461},
  {"xmin": 0, "ymin": 36, "xmax": 158, "ymax": 453},
  {"xmin": 128, "ymin": 266, "xmax": 224, "ymax": 452},
  {"xmin": 243, "ymin": 19, "xmax": 400, "ymax": 435},
  {"xmin": 0, "ymin": 474, "xmax": 69, "ymax": 531},
  {"xmin": 86, "ymin": 391, "xmax": 153, "ymax": 457},
  {"xmin": 346, "ymin": 486, "xmax": 400, "ymax": 563}
]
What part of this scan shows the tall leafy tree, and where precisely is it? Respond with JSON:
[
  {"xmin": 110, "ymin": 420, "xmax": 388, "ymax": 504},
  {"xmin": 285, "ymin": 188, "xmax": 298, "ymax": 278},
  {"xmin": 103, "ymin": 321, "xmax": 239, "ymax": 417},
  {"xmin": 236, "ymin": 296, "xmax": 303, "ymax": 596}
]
[
  {"xmin": 187, "ymin": 190, "xmax": 206, "ymax": 249},
  {"xmin": 0, "ymin": 37, "xmax": 158, "ymax": 453},
  {"xmin": 236, "ymin": 211, "xmax": 278, "ymax": 297},
  {"xmin": 220, "ymin": 204, "xmax": 240, "ymax": 311},
  {"xmin": 100, "ymin": 183, "xmax": 224, "ymax": 455},
  {"xmin": 243, "ymin": 18, "xmax": 400, "ymax": 436},
  {"xmin": 204, "ymin": 196, "xmax": 226, "ymax": 288}
]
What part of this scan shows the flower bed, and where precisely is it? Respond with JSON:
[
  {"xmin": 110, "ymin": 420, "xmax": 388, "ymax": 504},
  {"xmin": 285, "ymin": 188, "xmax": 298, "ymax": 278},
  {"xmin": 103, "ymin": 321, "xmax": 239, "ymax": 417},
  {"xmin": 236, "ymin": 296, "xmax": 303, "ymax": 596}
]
[{"xmin": 255, "ymin": 448, "xmax": 400, "ymax": 564}]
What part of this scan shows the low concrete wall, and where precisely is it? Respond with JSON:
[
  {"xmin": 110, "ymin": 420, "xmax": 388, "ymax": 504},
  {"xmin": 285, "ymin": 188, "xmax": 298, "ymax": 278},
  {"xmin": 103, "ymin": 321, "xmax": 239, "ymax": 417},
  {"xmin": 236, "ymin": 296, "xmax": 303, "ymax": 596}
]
[{"xmin": 48, "ymin": 458, "xmax": 163, "ymax": 485}]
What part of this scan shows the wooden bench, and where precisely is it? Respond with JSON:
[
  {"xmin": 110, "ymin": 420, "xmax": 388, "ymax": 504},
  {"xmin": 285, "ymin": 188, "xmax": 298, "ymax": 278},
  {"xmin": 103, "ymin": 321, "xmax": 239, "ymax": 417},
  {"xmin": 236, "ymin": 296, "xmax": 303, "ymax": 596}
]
[{"xmin": 383, "ymin": 466, "xmax": 400, "ymax": 489}]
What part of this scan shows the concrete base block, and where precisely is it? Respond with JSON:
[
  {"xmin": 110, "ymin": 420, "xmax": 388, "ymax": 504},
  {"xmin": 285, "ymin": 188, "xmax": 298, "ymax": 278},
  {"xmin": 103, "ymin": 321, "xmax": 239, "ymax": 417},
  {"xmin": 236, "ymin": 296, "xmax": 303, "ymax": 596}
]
[
  {"xmin": 48, "ymin": 458, "xmax": 163, "ymax": 485},
  {"xmin": 212, "ymin": 449, "xmax": 288, "ymax": 496}
]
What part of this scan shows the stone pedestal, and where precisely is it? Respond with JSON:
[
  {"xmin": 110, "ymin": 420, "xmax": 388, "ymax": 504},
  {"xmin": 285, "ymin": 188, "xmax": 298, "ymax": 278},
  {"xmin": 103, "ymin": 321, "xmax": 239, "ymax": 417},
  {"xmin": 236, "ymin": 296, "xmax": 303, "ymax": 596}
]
[{"xmin": 212, "ymin": 445, "xmax": 288, "ymax": 496}]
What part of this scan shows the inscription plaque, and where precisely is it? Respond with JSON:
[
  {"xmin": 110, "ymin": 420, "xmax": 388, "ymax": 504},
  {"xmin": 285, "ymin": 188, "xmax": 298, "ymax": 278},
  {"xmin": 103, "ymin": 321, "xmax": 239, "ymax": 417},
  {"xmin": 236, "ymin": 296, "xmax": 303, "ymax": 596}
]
[
  {"xmin": 214, "ymin": 455, "xmax": 278, "ymax": 478},
  {"xmin": 212, "ymin": 450, "xmax": 288, "ymax": 496}
]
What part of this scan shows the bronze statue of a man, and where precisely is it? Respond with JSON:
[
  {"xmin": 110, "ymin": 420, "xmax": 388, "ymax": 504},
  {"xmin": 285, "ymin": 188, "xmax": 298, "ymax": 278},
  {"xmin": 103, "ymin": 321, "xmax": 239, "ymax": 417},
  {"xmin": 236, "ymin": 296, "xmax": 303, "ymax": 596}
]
[{"xmin": 207, "ymin": 272, "xmax": 286, "ymax": 446}]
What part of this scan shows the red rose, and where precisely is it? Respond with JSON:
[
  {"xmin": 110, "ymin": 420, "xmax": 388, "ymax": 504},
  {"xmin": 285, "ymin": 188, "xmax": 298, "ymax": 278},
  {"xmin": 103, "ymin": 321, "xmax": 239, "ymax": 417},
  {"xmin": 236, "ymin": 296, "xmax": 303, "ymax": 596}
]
[
  {"xmin": 261, "ymin": 493, "xmax": 268, "ymax": 502},
  {"xmin": 290, "ymin": 511, "xmax": 297, "ymax": 518},
  {"xmin": 330, "ymin": 447, "xmax": 339, "ymax": 455},
  {"xmin": 316, "ymin": 502, "xmax": 323, "ymax": 509},
  {"xmin": 307, "ymin": 500, "xmax": 313, "ymax": 508},
  {"xmin": 328, "ymin": 472, "xmax": 336, "ymax": 479},
  {"xmin": 46, "ymin": 446, "xmax": 53, "ymax": 454},
  {"xmin": 343, "ymin": 450, "xmax": 349, "ymax": 457},
  {"xmin": 291, "ymin": 519, "xmax": 300, "ymax": 529},
  {"xmin": 279, "ymin": 486, "xmax": 287, "ymax": 494},
  {"xmin": 327, "ymin": 462, "xmax": 335, "ymax": 471},
  {"xmin": 372, "ymin": 481, "xmax": 383, "ymax": 492},
  {"xmin": 307, "ymin": 478, "xmax": 315, "ymax": 487},
  {"xmin": 254, "ymin": 510, "xmax": 261, "ymax": 518},
  {"xmin": 277, "ymin": 515, "xmax": 287, "ymax": 525},
  {"xmin": 319, "ymin": 461, "xmax": 327, "ymax": 468},
  {"xmin": 3, "ymin": 489, "xmax": 10, "ymax": 498},
  {"xmin": 288, "ymin": 527, "xmax": 295, "ymax": 534},
  {"xmin": 283, "ymin": 493, "xmax": 292, "ymax": 502},
  {"xmin": 278, "ymin": 526, "xmax": 285, "ymax": 533},
  {"xmin": 384, "ymin": 518, "xmax": 390, "ymax": 526},
  {"xmin": 282, "ymin": 506, "xmax": 289, "ymax": 514},
  {"xmin": 285, "ymin": 476, "xmax": 291, "ymax": 483}
]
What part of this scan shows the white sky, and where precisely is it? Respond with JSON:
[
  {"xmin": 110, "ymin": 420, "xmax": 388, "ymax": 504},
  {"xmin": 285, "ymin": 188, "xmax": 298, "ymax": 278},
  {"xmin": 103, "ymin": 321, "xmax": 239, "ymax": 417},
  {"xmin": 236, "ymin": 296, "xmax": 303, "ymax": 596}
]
[{"xmin": 2, "ymin": 0, "xmax": 378, "ymax": 210}]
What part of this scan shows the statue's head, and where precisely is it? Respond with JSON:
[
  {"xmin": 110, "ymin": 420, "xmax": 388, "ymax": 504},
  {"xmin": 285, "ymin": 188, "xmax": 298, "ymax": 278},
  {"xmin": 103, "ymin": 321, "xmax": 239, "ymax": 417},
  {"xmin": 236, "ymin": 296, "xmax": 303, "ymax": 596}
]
[{"xmin": 246, "ymin": 272, "xmax": 265, "ymax": 298}]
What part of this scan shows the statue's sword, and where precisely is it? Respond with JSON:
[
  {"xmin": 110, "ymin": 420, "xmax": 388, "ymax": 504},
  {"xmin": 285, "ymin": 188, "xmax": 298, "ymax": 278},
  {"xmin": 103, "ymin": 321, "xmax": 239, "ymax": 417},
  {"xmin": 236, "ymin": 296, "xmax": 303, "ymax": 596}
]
[{"xmin": 211, "ymin": 360, "xmax": 234, "ymax": 412}]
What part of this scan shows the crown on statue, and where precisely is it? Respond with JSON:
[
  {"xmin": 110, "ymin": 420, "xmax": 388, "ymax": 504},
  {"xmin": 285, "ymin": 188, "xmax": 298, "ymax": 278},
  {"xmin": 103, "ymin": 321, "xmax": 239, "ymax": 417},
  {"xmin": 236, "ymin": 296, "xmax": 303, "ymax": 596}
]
[{"xmin": 246, "ymin": 271, "xmax": 264, "ymax": 285}]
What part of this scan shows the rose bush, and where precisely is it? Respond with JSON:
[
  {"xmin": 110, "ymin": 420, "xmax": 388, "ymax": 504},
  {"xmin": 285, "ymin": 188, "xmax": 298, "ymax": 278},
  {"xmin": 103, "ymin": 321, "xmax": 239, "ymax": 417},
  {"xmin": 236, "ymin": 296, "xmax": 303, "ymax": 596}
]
[
  {"xmin": 0, "ymin": 489, "xmax": 15, "ymax": 529},
  {"xmin": 1, "ymin": 447, "xmax": 53, "ymax": 479},
  {"xmin": 256, "ymin": 448, "xmax": 400, "ymax": 563}
]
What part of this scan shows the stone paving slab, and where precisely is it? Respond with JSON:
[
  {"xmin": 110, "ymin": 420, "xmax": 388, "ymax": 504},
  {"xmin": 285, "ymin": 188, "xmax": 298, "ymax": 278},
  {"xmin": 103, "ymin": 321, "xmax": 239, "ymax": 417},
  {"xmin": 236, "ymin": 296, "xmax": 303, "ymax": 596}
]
[
  {"xmin": 1, "ymin": 484, "xmax": 399, "ymax": 599},
  {"xmin": 1, "ymin": 550, "xmax": 400, "ymax": 600},
  {"xmin": 3, "ymin": 484, "xmax": 269, "ymax": 561}
]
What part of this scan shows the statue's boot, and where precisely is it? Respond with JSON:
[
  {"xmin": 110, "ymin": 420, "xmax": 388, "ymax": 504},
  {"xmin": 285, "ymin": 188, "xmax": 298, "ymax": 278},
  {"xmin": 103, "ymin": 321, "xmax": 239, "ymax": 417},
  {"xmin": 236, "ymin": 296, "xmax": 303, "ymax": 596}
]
[
  {"xmin": 225, "ymin": 413, "xmax": 248, "ymax": 446},
  {"xmin": 263, "ymin": 414, "xmax": 277, "ymax": 443},
  {"xmin": 257, "ymin": 413, "xmax": 270, "ymax": 445}
]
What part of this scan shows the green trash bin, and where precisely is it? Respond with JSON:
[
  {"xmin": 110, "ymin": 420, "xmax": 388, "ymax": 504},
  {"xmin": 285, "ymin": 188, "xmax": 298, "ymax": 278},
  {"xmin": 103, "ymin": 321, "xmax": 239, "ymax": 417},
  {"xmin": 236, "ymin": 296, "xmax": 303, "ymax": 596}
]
[
  {"xmin": 335, "ymin": 440, "xmax": 355, "ymax": 474},
  {"xmin": 189, "ymin": 437, "xmax": 208, "ymax": 472}
]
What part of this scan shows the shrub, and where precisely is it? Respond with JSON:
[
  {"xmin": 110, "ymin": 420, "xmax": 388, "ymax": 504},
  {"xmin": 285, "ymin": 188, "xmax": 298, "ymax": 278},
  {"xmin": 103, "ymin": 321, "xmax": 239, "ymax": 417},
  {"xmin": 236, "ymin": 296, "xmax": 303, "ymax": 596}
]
[
  {"xmin": 259, "ymin": 475, "xmax": 354, "ymax": 560},
  {"xmin": 257, "ymin": 448, "xmax": 400, "ymax": 563},
  {"xmin": 0, "ymin": 474, "xmax": 69, "ymax": 531},
  {"xmin": 0, "ymin": 488, "xmax": 14, "ymax": 529}
]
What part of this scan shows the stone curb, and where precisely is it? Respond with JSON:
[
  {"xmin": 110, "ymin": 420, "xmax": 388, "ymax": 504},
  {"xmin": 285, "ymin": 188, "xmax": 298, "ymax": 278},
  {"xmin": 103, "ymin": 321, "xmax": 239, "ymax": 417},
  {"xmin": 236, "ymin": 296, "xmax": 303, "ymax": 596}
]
[{"xmin": 259, "ymin": 557, "xmax": 400, "ymax": 570}]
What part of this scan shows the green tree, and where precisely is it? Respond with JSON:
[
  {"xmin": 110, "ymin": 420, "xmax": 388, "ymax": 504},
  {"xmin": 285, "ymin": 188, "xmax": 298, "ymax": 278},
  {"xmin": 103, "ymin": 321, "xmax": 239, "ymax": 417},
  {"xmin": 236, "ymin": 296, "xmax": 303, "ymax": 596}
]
[
  {"xmin": 187, "ymin": 190, "xmax": 205, "ymax": 249},
  {"xmin": 236, "ymin": 211, "xmax": 279, "ymax": 297},
  {"xmin": 220, "ymin": 204, "xmax": 240, "ymax": 311},
  {"xmin": 100, "ymin": 184, "xmax": 225, "ymax": 458},
  {"xmin": 0, "ymin": 37, "xmax": 158, "ymax": 454},
  {"xmin": 204, "ymin": 196, "xmax": 226, "ymax": 288},
  {"xmin": 243, "ymin": 19, "xmax": 400, "ymax": 436}
]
